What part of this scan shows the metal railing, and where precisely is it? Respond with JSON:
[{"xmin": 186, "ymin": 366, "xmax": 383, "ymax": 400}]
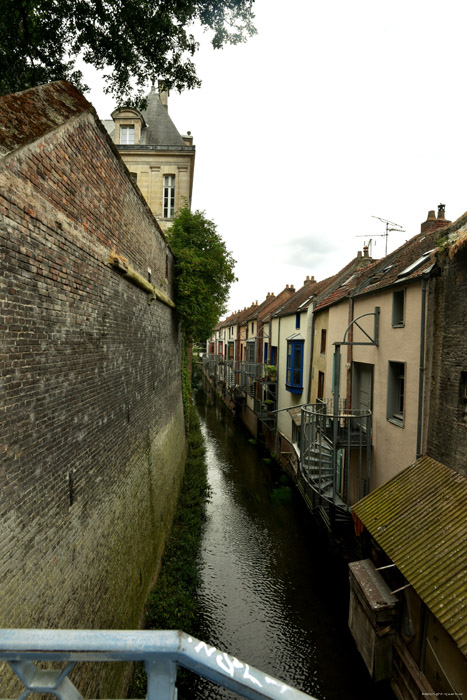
[
  {"xmin": 0, "ymin": 629, "xmax": 317, "ymax": 700},
  {"xmin": 300, "ymin": 401, "xmax": 372, "ymax": 514}
]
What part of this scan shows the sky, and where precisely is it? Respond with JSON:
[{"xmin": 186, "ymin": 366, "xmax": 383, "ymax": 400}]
[{"xmin": 82, "ymin": 0, "xmax": 467, "ymax": 317}]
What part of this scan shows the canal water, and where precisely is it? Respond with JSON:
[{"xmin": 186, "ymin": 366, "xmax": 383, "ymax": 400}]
[{"xmin": 183, "ymin": 387, "xmax": 393, "ymax": 700}]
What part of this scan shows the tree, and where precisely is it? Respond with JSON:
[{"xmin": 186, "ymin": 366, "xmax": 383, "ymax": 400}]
[
  {"xmin": 0, "ymin": 0, "xmax": 256, "ymax": 104},
  {"xmin": 167, "ymin": 207, "xmax": 236, "ymax": 343}
]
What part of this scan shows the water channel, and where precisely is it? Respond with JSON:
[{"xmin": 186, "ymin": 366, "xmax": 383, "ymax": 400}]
[{"xmin": 183, "ymin": 386, "xmax": 393, "ymax": 700}]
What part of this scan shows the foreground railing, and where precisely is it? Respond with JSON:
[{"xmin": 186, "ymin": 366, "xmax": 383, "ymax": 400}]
[{"xmin": 0, "ymin": 629, "xmax": 317, "ymax": 700}]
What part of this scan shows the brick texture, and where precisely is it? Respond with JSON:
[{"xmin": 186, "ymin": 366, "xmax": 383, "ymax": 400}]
[{"xmin": 0, "ymin": 84, "xmax": 186, "ymax": 696}]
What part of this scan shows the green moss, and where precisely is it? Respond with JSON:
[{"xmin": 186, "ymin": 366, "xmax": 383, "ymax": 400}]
[{"xmin": 128, "ymin": 404, "xmax": 209, "ymax": 697}]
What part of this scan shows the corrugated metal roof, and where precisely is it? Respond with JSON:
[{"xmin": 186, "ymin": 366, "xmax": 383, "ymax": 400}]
[{"xmin": 353, "ymin": 456, "xmax": 467, "ymax": 656}]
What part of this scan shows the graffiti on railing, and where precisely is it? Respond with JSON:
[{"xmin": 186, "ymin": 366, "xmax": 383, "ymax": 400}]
[{"xmin": 188, "ymin": 637, "xmax": 293, "ymax": 694}]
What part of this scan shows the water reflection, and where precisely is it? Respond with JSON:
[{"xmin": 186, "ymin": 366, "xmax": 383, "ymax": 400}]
[{"xmin": 182, "ymin": 388, "xmax": 392, "ymax": 700}]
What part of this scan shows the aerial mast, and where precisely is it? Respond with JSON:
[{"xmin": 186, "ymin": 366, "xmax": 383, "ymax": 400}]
[{"xmin": 371, "ymin": 216, "xmax": 405, "ymax": 256}]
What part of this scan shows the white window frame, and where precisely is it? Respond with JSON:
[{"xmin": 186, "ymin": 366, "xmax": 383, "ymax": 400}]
[
  {"xmin": 120, "ymin": 125, "xmax": 135, "ymax": 145},
  {"xmin": 163, "ymin": 175, "xmax": 175, "ymax": 218}
]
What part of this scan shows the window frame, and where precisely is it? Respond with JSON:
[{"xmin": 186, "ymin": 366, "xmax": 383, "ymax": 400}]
[
  {"xmin": 392, "ymin": 289, "xmax": 405, "ymax": 327},
  {"xmin": 387, "ymin": 361, "xmax": 405, "ymax": 426},
  {"xmin": 286, "ymin": 339, "xmax": 304, "ymax": 394},
  {"xmin": 163, "ymin": 174, "xmax": 175, "ymax": 219},
  {"xmin": 320, "ymin": 328, "xmax": 327, "ymax": 354},
  {"xmin": 120, "ymin": 125, "xmax": 135, "ymax": 145}
]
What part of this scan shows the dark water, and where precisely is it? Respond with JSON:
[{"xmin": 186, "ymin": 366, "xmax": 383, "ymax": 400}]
[{"xmin": 183, "ymin": 388, "xmax": 393, "ymax": 700}]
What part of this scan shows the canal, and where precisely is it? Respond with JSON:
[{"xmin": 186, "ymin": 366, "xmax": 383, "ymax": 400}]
[{"xmin": 183, "ymin": 387, "xmax": 393, "ymax": 700}]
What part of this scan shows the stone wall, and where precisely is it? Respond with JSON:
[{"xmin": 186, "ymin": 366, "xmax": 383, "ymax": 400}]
[
  {"xmin": 427, "ymin": 234, "xmax": 467, "ymax": 476},
  {"xmin": 0, "ymin": 83, "xmax": 186, "ymax": 696}
]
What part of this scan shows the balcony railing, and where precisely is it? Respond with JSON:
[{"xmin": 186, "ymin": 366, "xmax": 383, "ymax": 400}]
[
  {"xmin": 0, "ymin": 629, "xmax": 318, "ymax": 700},
  {"xmin": 299, "ymin": 401, "xmax": 372, "ymax": 518}
]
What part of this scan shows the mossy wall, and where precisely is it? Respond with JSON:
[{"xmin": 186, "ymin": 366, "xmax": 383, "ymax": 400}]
[{"xmin": 0, "ymin": 84, "xmax": 186, "ymax": 697}]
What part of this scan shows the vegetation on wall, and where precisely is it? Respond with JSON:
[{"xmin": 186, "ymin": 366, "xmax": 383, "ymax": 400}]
[
  {"xmin": 167, "ymin": 206, "xmax": 237, "ymax": 343},
  {"xmin": 0, "ymin": 0, "xmax": 256, "ymax": 104},
  {"xmin": 129, "ymin": 401, "xmax": 210, "ymax": 697}
]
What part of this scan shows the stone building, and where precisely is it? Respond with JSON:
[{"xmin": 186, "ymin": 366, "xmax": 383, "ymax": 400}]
[
  {"xmin": 0, "ymin": 81, "xmax": 186, "ymax": 697},
  {"xmin": 103, "ymin": 82, "xmax": 195, "ymax": 232}
]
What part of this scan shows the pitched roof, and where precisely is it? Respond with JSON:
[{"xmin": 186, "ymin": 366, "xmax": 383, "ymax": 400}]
[
  {"xmin": 314, "ymin": 260, "xmax": 380, "ymax": 312},
  {"xmin": 0, "ymin": 81, "xmax": 91, "ymax": 157},
  {"xmin": 353, "ymin": 227, "xmax": 447, "ymax": 297},
  {"xmin": 353, "ymin": 456, "xmax": 467, "ymax": 656},
  {"xmin": 140, "ymin": 88, "xmax": 186, "ymax": 147}
]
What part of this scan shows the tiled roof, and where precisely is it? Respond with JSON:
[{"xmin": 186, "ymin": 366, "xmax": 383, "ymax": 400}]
[
  {"xmin": 353, "ymin": 227, "xmax": 448, "ymax": 296},
  {"xmin": 314, "ymin": 260, "xmax": 380, "ymax": 312},
  {"xmin": 353, "ymin": 456, "xmax": 467, "ymax": 656}
]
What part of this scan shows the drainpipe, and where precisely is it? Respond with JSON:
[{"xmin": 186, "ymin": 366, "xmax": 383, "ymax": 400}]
[
  {"xmin": 307, "ymin": 306, "xmax": 315, "ymax": 402},
  {"xmin": 416, "ymin": 278, "xmax": 427, "ymax": 458}
]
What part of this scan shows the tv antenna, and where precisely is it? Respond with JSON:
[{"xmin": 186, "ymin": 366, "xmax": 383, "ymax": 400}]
[{"xmin": 371, "ymin": 216, "xmax": 405, "ymax": 256}]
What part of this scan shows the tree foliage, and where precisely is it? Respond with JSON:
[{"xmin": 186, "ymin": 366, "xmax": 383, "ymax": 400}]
[
  {"xmin": 167, "ymin": 207, "xmax": 236, "ymax": 343},
  {"xmin": 0, "ymin": 0, "xmax": 256, "ymax": 104}
]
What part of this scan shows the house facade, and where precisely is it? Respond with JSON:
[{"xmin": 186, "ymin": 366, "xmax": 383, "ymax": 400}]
[{"xmin": 103, "ymin": 82, "xmax": 195, "ymax": 232}]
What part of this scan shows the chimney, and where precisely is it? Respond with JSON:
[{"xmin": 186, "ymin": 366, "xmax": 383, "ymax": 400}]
[
  {"xmin": 363, "ymin": 245, "xmax": 369, "ymax": 258},
  {"xmin": 421, "ymin": 204, "xmax": 451, "ymax": 233},
  {"xmin": 158, "ymin": 80, "xmax": 168, "ymax": 110}
]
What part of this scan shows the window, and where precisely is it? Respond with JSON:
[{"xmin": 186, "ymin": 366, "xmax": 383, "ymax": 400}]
[
  {"xmin": 392, "ymin": 289, "xmax": 405, "ymax": 327},
  {"xmin": 317, "ymin": 371, "xmax": 325, "ymax": 400},
  {"xmin": 246, "ymin": 342, "xmax": 255, "ymax": 363},
  {"xmin": 264, "ymin": 342, "xmax": 269, "ymax": 363},
  {"xmin": 251, "ymin": 322, "xmax": 254, "ymax": 334},
  {"xmin": 129, "ymin": 171, "xmax": 138, "ymax": 183},
  {"xmin": 320, "ymin": 328, "xmax": 327, "ymax": 354},
  {"xmin": 286, "ymin": 340, "xmax": 304, "ymax": 394},
  {"xmin": 120, "ymin": 125, "xmax": 135, "ymax": 144},
  {"xmin": 387, "ymin": 361, "xmax": 405, "ymax": 426},
  {"xmin": 295, "ymin": 313, "xmax": 301, "ymax": 329},
  {"xmin": 163, "ymin": 175, "xmax": 175, "ymax": 218}
]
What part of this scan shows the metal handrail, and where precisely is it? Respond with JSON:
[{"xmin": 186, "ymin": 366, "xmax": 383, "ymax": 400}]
[{"xmin": 0, "ymin": 629, "xmax": 318, "ymax": 700}]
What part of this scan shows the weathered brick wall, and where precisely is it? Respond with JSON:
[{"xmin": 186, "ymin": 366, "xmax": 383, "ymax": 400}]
[
  {"xmin": 0, "ymin": 84, "xmax": 186, "ymax": 696},
  {"xmin": 427, "ymin": 243, "xmax": 467, "ymax": 475}
]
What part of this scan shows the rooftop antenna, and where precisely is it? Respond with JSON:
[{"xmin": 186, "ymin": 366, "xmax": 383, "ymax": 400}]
[{"xmin": 371, "ymin": 216, "xmax": 405, "ymax": 256}]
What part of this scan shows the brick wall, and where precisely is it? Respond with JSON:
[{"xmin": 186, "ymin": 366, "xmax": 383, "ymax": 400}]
[{"xmin": 0, "ymin": 84, "xmax": 186, "ymax": 696}]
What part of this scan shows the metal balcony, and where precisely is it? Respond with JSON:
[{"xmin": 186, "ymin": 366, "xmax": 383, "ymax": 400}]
[
  {"xmin": 0, "ymin": 629, "xmax": 318, "ymax": 700},
  {"xmin": 299, "ymin": 400, "xmax": 371, "ymax": 523}
]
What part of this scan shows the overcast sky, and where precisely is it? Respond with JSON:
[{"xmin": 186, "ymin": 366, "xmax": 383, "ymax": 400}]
[{"xmin": 83, "ymin": 0, "xmax": 467, "ymax": 316}]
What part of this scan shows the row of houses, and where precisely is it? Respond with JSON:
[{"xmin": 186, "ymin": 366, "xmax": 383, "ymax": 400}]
[{"xmin": 203, "ymin": 205, "xmax": 467, "ymax": 700}]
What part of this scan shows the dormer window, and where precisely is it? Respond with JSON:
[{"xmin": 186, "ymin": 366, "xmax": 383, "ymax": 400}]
[{"xmin": 120, "ymin": 125, "xmax": 135, "ymax": 144}]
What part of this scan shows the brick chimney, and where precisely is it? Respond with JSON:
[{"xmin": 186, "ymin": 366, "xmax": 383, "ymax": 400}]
[{"xmin": 421, "ymin": 204, "xmax": 451, "ymax": 233}]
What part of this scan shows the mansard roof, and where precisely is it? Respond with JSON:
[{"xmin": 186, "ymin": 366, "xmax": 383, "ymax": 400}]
[
  {"xmin": 106, "ymin": 87, "xmax": 188, "ymax": 148},
  {"xmin": 139, "ymin": 87, "xmax": 186, "ymax": 147}
]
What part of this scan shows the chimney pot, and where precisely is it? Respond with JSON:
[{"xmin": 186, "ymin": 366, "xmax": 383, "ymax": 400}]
[
  {"xmin": 363, "ymin": 245, "xmax": 369, "ymax": 258},
  {"xmin": 357, "ymin": 251, "xmax": 362, "ymax": 257},
  {"xmin": 437, "ymin": 203, "xmax": 446, "ymax": 219}
]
